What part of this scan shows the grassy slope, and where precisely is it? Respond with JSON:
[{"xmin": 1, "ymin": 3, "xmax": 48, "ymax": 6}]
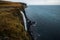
[{"xmin": 0, "ymin": 8, "xmax": 32, "ymax": 40}]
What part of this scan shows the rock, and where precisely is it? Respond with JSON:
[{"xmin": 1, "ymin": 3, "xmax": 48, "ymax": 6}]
[{"xmin": 0, "ymin": 1, "xmax": 32, "ymax": 40}]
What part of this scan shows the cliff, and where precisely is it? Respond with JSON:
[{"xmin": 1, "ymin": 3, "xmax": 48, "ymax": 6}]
[{"xmin": 0, "ymin": 1, "xmax": 32, "ymax": 40}]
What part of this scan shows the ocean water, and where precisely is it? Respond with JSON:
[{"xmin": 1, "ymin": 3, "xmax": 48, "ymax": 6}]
[{"xmin": 25, "ymin": 5, "xmax": 60, "ymax": 40}]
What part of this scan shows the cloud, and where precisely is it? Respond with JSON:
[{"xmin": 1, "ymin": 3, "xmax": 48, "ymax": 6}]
[
  {"xmin": 25, "ymin": 0, "xmax": 60, "ymax": 5},
  {"xmin": 2, "ymin": 0, "xmax": 60, "ymax": 5}
]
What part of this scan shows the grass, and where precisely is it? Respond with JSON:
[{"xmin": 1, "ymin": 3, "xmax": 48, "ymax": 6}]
[{"xmin": 0, "ymin": 7, "xmax": 32, "ymax": 40}]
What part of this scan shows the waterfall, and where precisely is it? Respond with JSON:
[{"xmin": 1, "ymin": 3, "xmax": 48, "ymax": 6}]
[{"xmin": 20, "ymin": 11, "xmax": 27, "ymax": 31}]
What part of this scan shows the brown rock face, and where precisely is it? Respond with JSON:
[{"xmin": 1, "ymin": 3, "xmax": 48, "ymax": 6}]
[{"xmin": 0, "ymin": 1, "xmax": 32, "ymax": 40}]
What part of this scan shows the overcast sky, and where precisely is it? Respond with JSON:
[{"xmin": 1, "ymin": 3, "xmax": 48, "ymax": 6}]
[{"xmin": 3, "ymin": 0, "xmax": 60, "ymax": 5}]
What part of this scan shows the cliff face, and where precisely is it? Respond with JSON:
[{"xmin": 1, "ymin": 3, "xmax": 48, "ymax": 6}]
[{"xmin": 0, "ymin": 1, "xmax": 32, "ymax": 40}]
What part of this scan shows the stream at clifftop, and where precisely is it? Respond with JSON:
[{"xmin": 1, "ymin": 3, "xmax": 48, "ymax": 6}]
[{"xmin": 25, "ymin": 5, "xmax": 60, "ymax": 40}]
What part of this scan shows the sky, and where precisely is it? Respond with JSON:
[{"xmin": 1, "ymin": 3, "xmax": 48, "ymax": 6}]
[{"xmin": 2, "ymin": 0, "xmax": 60, "ymax": 5}]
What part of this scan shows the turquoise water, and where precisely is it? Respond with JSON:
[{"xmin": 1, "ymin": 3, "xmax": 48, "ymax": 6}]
[{"xmin": 25, "ymin": 5, "xmax": 60, "ymax": 40}]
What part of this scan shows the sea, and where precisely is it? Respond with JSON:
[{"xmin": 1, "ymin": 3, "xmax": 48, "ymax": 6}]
[{"xmin": 25, "ymin": 5, "xmax": 60, "ymax": 40}]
